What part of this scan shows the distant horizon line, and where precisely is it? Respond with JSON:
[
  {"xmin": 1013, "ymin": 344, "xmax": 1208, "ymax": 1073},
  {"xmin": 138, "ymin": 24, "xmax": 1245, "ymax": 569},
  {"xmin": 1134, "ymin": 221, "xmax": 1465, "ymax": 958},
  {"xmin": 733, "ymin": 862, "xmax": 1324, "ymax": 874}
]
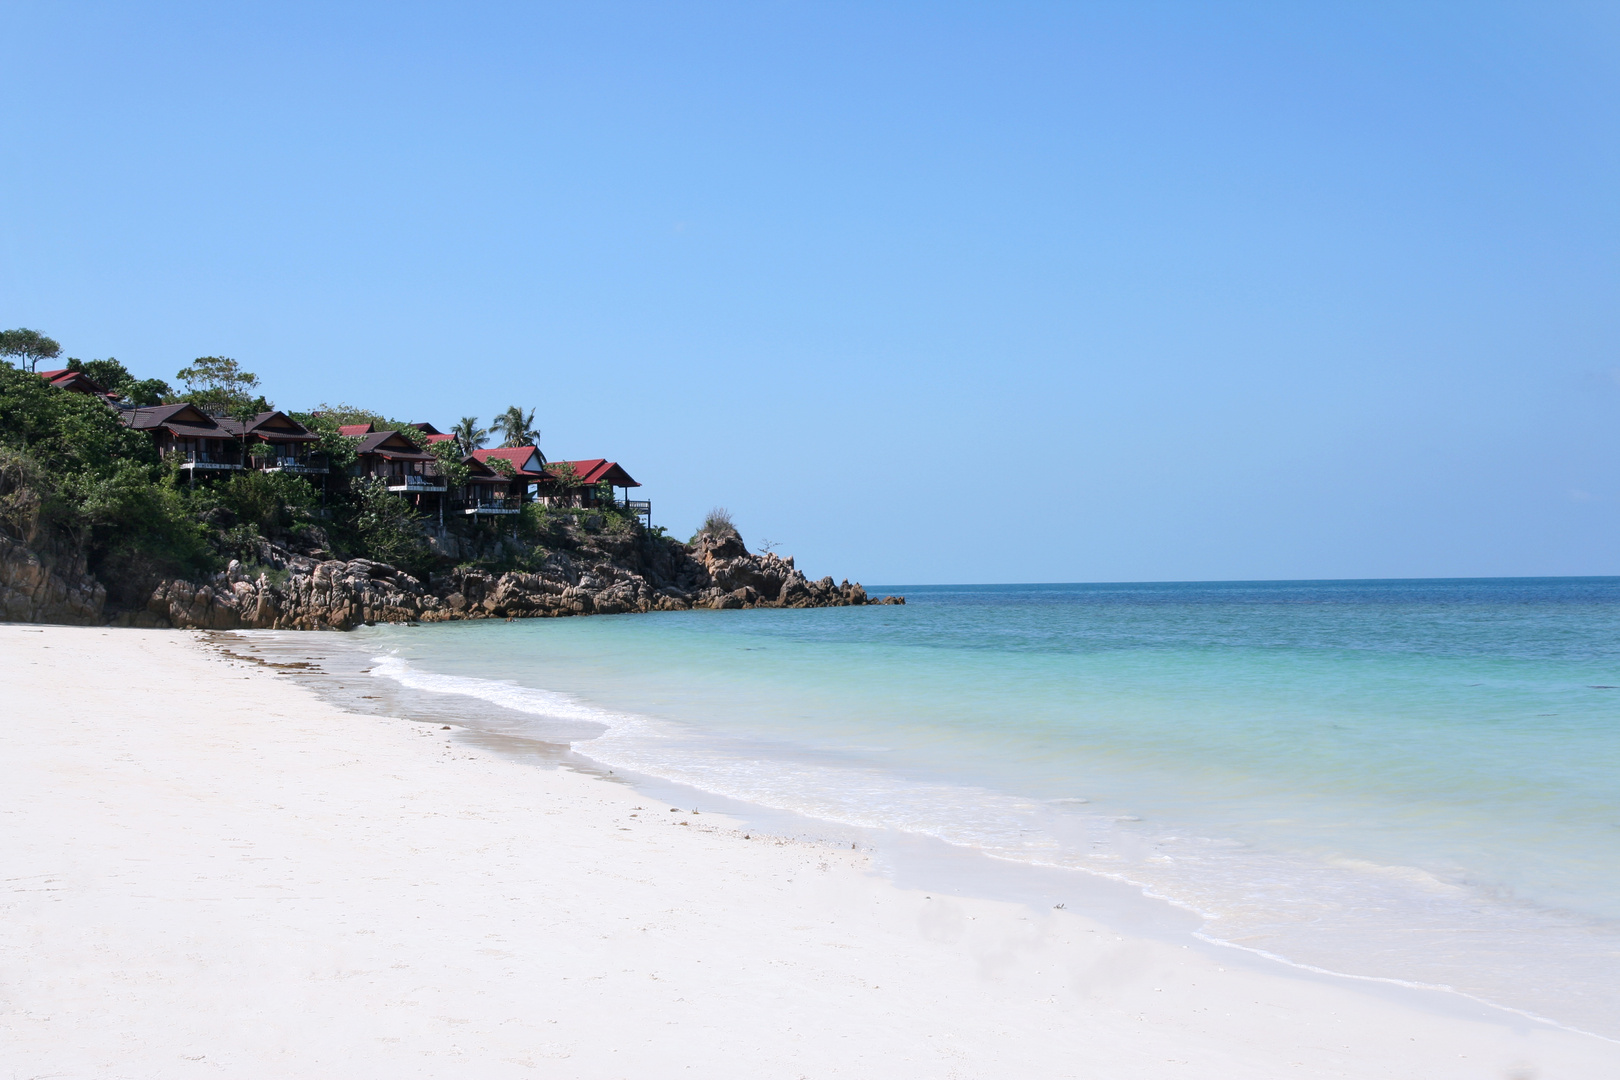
[{"xmin": 865, "ymin": 574, "xmax": 1620, "ymax": 589}]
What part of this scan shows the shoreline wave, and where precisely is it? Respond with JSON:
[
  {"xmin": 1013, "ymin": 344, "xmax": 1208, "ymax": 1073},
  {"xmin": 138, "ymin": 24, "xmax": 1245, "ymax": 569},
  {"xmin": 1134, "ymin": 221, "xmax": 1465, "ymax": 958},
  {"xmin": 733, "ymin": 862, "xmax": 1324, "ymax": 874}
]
[{"xmin": 362, "ymin": 647, "xmax": 1620, "ymax": 1040}]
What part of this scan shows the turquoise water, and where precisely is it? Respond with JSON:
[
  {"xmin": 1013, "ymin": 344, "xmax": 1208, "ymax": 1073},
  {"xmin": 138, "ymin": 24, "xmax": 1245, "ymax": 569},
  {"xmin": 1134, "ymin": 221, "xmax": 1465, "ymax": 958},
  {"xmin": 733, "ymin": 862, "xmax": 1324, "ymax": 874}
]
[{"xmin": 355, "ymin": 578, "xmax": 1620, "ymax": 1036}]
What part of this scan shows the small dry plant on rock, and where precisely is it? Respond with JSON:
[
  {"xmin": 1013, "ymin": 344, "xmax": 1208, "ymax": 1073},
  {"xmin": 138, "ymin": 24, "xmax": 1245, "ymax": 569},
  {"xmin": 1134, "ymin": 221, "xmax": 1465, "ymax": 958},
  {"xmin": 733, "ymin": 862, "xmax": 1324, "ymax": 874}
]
[{"xmin": 701, "ymin": 507, "xmax": 738, "ymax": 541}]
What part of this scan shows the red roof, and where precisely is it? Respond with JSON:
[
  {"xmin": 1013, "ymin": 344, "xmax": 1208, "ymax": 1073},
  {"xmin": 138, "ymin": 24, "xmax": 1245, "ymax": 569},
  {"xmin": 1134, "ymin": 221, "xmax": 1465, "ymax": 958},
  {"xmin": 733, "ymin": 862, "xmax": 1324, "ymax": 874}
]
[
  {"xmin": 424, "ymin": 432, "xmax": 456, "ymax": 443},
  {"xmin": 471, "ymin": 446, "xmax": 547, "ymax": 477},
  {"xmin": 554, "ymin": 459, "xmax": 640, "ymax": 488},
  {"xmin": 37, "ymin": 369, "xmax": 118, "ymax": 399},
  {"xmin": 338, "ymin": 423, "xmax": 374, "ymax": 436}
]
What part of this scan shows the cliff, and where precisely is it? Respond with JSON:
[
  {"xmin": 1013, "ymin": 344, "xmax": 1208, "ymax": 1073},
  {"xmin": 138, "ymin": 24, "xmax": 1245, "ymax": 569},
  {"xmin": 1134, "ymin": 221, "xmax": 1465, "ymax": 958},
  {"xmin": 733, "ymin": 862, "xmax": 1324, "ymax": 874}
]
[{"xmin": 0, "ymin": 536, "xmax": 107, "ymax": 625}]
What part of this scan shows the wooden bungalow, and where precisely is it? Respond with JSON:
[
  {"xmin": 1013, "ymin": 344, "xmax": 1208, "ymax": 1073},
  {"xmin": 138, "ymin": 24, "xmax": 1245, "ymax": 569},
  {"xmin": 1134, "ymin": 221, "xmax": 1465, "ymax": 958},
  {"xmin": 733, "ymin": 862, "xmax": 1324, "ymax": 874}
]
[
  {"xmin": 457, "ymin": 455, "xmax": 520, "ymax": 517},
  {"xmin": 36, "ymin": 368, "xmax": 122, "ymax": 404},
  {"xmin": 470, "ymin": 447, "xmax": 548, "ymax": 505},
  {"xmin": 542, "ymin": 459, "xmax": 649, "ymax": 524},
  {"xmin": 352, "ymin": 430, "xmax": 446, "ymax": 516},
  {"xmin": 123, "ymin": 404, "xmax": 242, "ymax": 473},
  {"xmin": 409, "ymin": 422, "xmax": 457, "ymax": 447},
  {"xmin": 219, "ymin": 411, "xmax": 326, "ymax": 474}
]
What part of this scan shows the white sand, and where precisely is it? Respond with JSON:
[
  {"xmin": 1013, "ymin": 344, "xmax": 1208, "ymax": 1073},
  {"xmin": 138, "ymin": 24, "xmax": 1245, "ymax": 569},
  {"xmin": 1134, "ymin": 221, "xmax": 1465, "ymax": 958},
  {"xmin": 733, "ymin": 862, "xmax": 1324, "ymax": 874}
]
[{"xmin": 2, "ymin": 624, "xmax": 1615, "ymax": 1079}]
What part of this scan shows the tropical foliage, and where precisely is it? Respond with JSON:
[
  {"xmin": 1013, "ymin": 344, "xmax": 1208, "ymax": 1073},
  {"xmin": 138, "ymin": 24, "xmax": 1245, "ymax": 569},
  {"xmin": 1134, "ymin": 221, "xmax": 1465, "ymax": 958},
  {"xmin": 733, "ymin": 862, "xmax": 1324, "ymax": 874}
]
[
  {"xmin": 2, "ymin": 333, "xmax": 583, "ymax": 591},
  {"xmin": 0, "ymin": 328, "xmax": 62, "ymax": 373},
  {"xmin": 0, "ymin": 359, "xmax": 213, "ymax": 593},
  {"xmin": 493, "ymin": 405, "xmax": 540, "ymax": 449},
  {"xmin": 453, "ymin": 416, "xmax": 488, "ymax": 452},
  {"xmin": 65, "ymin": 357, "xmax": 172, "ymax": 406},
  {"xmin": 175, "ymin": 356, "xmax": 272, "ymax": 417}
]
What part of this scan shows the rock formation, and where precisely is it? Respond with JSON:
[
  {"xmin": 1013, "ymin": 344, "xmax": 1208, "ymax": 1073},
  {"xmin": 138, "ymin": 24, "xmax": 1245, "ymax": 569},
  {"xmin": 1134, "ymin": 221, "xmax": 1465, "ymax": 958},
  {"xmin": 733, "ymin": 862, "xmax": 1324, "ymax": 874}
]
[
  {"xmin": 90, "ymin": 524, "xmax": 902, "ymax": 631},
  {"xmin": 0, "ymin": 535, "xmax": 107, "ymax": 625}
]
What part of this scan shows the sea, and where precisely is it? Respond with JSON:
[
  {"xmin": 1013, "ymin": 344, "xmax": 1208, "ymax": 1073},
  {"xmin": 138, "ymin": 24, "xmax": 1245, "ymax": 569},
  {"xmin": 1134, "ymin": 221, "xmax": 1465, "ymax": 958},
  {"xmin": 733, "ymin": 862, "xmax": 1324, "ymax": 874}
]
[{"xmin": 245, "ymin": 577, "xmax": 1620, "ymax": 1039}]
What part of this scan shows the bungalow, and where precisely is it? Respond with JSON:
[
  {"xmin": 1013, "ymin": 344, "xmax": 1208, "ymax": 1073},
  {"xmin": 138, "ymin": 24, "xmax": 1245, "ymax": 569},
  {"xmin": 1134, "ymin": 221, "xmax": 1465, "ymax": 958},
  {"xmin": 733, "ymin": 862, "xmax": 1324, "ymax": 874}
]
[
  {"xmin": 458, "ymin": 454, "xmax": 520, "ymax": 517},
  {"xmin": 220, "ymin": 411, "xmax": 326, "ymax": 474},
  {"xmin": 409, "ymin": 422, "xmax": 457, "ymax": 447},
  {"xmin": 353, "ymin": 430, "xmax": 446, "ymax": 516},
  {"xmin": 470, "ymin": 446, "xmax": 548, "ymax": 505},
  {"xmin": 123, "ymin": 404, "xmax": 242, "ymax": 473},
  {"xmin": 36, "ymin": 368, "xmax": 122, "ymax": 404},
  {"xmin": 544, "ymin": 459, "xmax": 649, "ymax": 524},
  {"xmin": 120, "ymin": 405, "xmax": 328, "ymax": 482}
]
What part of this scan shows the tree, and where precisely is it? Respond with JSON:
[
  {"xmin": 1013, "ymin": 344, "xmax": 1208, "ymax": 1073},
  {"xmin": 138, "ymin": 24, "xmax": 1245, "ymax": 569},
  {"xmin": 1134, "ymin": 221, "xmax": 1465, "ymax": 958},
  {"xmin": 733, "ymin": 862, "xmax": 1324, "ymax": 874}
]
[
  {"xmin": 175, "ymin": 356, "xmax": 269, "ymax": 417},
  {"xmin": 0, "ymin": 329, "xmax": 62, "ymax": 373},
  {"xmin": 492, "ymin": 405, "xmax": 541, "ymax": 451},
  {"xmin": 452, "ymin": 416, "xmax": 488, "ymax": 453},
  {"xmin": 298, "ymin": 402, "xmax": 426, "ymax": 446},
  {"xmin": 428, "ymin": 440, "xmax": 470, "ymax": 492}
]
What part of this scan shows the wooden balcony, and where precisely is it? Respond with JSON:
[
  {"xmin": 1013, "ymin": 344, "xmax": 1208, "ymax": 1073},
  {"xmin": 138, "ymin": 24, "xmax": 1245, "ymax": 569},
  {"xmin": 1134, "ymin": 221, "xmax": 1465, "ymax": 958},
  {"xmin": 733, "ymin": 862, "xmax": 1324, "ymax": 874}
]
[
  {"xmin": 172, "ymin": 451, "xmax": 241, "ymax": 471},
  {"xmin": 256, "ymin": 457, "xmax": 329, "ymax": 475},
  {"xmin": 385, "ymin": 474, "xmax": 447, "ymax": 493}
]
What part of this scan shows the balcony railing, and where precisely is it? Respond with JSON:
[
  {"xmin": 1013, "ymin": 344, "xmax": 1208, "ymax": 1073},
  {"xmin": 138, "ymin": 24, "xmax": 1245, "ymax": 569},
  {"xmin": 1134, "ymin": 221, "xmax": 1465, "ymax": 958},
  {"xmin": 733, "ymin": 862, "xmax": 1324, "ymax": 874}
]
[
  {"xmin": 256, "ymin": 456, "xmax": 329, "ymax": 474},
  {"xmin": 385, "ymin": 473, "xmax": 447, "ymax": 493},
  {"xmin": 463, "ymin": 501, "xmax": 521, "ymax": 516},
  {"xmin": 171, "ymin": 450, "xmax": 241, "ymax": 470}
]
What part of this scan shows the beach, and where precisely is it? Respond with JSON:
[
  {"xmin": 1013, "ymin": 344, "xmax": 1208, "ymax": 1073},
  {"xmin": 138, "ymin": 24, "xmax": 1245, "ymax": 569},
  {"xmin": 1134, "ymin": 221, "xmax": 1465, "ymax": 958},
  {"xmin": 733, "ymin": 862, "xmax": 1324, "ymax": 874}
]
[{"xmin": 3, "ymin": 623, "xmax": 1616, "ymax": 1078}]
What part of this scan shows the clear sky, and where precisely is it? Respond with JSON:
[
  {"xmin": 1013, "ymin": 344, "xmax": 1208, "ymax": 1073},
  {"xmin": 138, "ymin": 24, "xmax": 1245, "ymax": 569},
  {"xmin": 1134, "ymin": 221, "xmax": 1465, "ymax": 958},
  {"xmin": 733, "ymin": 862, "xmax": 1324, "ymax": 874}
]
[{"xmin": 4, "ymin": 2, "xmax": 1618, "ymax": 584}]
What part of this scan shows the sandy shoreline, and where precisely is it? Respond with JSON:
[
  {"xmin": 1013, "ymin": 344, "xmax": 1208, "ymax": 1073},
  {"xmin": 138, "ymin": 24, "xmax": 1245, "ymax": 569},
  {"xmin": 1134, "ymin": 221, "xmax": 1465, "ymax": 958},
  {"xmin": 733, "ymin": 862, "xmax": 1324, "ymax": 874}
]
[{"xmin": 3, "ymin": 624, "xmax": 1615, "ymax": 1078}]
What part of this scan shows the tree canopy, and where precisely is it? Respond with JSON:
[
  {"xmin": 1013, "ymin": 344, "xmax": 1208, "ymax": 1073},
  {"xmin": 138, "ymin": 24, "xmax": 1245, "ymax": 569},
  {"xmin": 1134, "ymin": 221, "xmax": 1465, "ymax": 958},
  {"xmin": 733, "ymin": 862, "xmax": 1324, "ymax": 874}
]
[
  {"xmin": 65, "ymin": 357, "xmax": 172, "ymax": 406},
  {"xmin": 453, "ymin": 416, "xmax": 488, "ymax": 452},
  {"xmin": 493, "ymin": 405, "xmax": 541, "ymax": 451},
  {"xmin": 0, "ymin": 328, "xmax": 62, "ymax": 373},
  {"xmin": 175, "ymin": 356, "xmax": 270, "ymax": 417}
]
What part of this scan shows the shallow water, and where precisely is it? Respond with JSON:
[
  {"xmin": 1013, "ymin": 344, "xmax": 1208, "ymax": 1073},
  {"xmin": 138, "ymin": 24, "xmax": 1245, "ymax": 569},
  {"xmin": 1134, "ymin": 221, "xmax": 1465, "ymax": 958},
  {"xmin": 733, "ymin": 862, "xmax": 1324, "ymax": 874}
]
[{"xmin": 329, "ymin": 578, "xmax": 1618, "ymax": 1036}]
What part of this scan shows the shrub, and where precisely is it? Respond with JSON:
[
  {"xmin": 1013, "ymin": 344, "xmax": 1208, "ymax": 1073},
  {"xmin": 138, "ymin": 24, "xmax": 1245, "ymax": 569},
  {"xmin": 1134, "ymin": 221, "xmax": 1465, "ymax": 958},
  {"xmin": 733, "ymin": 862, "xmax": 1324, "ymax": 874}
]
[
  {"xmin": 214, "ymin": 470, "xmax": 318, "ymax": 536},
  {"xmin": 700, "ymin": 506, "xmax": 738, "ymax": 540},
  {"xmin": 0, "ymin": 446, "xmax": 47, "ymax": 544},
  {"xmin": 340, "ymin": 478, "xmax": 432, "ymax": 576}
]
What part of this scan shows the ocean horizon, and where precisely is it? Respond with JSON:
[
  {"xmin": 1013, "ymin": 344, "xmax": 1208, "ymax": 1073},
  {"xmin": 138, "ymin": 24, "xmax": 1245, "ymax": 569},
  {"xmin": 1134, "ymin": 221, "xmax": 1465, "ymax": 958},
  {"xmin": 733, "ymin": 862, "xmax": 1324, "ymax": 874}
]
[{"xmin": 284, "ymin": 575, "xmax": 1618, "ymax": 1039}]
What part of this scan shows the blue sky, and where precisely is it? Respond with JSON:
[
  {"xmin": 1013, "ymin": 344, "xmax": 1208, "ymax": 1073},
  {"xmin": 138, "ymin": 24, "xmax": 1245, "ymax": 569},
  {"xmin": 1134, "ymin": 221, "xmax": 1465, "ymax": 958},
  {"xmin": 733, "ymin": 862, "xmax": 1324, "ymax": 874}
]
[{"xmin": 4, "ymin": 2, "xmax": 1618, "ymax": 584}]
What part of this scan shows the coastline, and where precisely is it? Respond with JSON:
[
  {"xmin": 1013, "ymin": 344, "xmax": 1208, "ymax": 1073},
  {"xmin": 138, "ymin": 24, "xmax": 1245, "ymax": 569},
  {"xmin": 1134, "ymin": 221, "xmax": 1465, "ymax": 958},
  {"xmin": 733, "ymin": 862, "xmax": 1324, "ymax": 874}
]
[{"xmin": 4, "ymin": 624, "xmax": 1616, "ymax": 1078}]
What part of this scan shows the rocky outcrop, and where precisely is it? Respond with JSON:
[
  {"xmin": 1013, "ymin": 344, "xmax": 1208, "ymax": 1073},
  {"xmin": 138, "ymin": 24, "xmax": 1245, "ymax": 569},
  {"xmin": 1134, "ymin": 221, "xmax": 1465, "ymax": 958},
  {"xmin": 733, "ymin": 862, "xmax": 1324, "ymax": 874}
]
[
  {"xmin": 122, "ymin": 552, "xmax": 447, "ymax": 631},
  {"xmin": 88, "ymin": 527, "xmax": 902, "ymax": 631},
  {"xmin": 0, "ymin": 535, "xmax": 107, "ymax": 625}
]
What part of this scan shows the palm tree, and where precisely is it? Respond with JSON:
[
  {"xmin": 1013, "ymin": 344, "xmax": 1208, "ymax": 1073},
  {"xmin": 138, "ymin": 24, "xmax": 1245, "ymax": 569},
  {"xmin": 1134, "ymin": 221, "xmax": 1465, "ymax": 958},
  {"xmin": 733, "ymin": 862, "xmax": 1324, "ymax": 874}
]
[
  {"xmin": 452, "ymin": 416, "xmax": 488, "ymax": 453},
  {"xmin": 493, "ymin": 405, "xmax": 540, "ymax": 449}
]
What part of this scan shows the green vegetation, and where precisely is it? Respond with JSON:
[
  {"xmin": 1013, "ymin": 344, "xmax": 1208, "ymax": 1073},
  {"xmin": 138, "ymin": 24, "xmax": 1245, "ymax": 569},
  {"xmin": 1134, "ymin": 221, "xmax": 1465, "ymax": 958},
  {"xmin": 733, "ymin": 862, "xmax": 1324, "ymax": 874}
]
[
  {"xmin": 0, "ymin": 342, "xmax": 588, "ymax": 601},
  {"xmin": 65, "ymin": 358, "xmax": 173, "ymax": 405},
  {"xmin": 493, "ymin": 405, "xmax": 541, "ymax": 450},
  {"xmin": 429, "ymin": 440, "xmax": 471, "ymax": 492},
  {"xmin": 453, "ymin": 416, "xmax": 488, "ymax": 452},
  {"xmin": 175, "ymin": 356, "xmax": 272, "ymax": 417},
  {"xmin": 342, "ymin": 478, "xmax": 432, "ymax": 573},
  {"xmin": 0, "ymin": 360, "xmax": 213, "ymax": 596},
  {"xmin": 0, "ymin": 328, "xmax": 62, "ymax": 373}
]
